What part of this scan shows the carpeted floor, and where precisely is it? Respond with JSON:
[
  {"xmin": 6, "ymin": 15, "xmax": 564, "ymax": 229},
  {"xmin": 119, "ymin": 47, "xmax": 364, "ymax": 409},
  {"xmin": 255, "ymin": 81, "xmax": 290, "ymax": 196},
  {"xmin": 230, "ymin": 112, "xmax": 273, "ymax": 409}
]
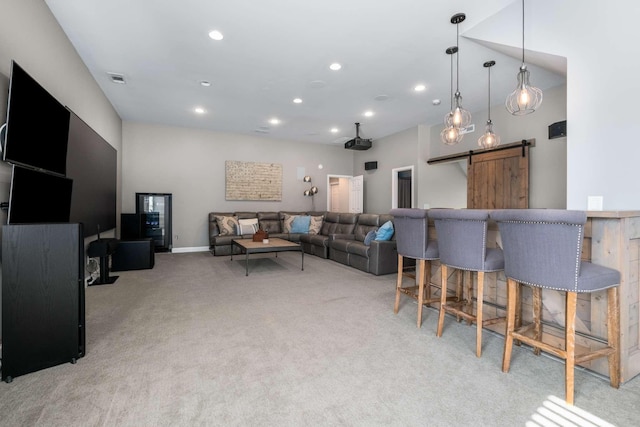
[{"xmin": 1, "ymin": 251, "xmax": 638, "ymax": 426}]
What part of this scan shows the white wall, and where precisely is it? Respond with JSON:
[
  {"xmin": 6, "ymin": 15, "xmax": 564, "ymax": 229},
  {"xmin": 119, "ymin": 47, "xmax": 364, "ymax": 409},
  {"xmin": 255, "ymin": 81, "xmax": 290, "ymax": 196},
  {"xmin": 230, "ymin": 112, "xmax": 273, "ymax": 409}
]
[
  {"xmin": 122, "ymin": 122, "xmax": 354, "ymax": 248},
  {"xmin": 0, "ymin": 0, "xmax": 123, "ymax": 232}
]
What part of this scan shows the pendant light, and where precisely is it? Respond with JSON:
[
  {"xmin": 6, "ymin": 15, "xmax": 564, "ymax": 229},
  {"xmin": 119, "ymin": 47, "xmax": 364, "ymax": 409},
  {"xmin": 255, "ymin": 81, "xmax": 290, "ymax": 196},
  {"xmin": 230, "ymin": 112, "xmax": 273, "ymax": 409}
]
[
  {"xmin": 441, "ymin": 46, "xmax": 462, "ymax": 145},
  {"xmin": 444, "ymin": 13, "xmax": 471, "ymax": 131},
  {"xmin": 478, "ymin": 60, "xmax": 500, "ymax": 149},
  {"xmin": 505, "ymin": 0, "xmax": 542, "ymax": 115}
]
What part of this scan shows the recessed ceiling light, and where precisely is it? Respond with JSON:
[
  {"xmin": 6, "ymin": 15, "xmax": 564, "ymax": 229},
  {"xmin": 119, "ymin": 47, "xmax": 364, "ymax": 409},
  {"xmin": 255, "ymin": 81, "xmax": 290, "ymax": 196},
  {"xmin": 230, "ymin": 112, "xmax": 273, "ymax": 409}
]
[
  {"xmin": 414, "ymin": 84, "xmax": 426, "ymax": 92},
  {"xmin": 330, "ymin": 128, "xmax": 339, "ymax": 133},
  {"xmin": 329, "ymin": 63, "xmax": 342, "ymax": 71},
  {"xmin": 200, "ymin": 80, "xmax": 211, "ymax": 87},
  {"xmin": 364, "ymin": 111, "xmax": 374, "ymax": 117},
  {"xmin": 374, "ymin": 94, "xmax": 390, "ymax": 102},
  {"xmin": 194, "ymin": 107, "xmax": 206, "ymax": 114},
  {"xmin": 432, "ymin": 99, "xmax": 441, "ymax": 105},
  {"xmin": 293, "ymin": 98, "xmax": 303, "ymax": 104},
  {"xmin": 269, "ymin": 118, "xmax": 280, "ymax": 125},
  {"xmin": 208, "ymin": 30, "xmax": 224, "ymax": 41}
]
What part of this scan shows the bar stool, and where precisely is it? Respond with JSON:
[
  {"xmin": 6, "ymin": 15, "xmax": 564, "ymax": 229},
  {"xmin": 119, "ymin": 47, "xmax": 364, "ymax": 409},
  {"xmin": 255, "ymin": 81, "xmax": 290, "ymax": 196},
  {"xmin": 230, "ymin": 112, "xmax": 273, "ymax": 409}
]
[
  {"xmin": 390, "ymin": 208, "xmax": 439, "ymax": 328},
  {"xmin": 430, "ymin": 209, "xmax": 505, "ymax": 357},
  {"xmin": 491, "ymin": 209, "xmax": 620, "ymax": 405}
]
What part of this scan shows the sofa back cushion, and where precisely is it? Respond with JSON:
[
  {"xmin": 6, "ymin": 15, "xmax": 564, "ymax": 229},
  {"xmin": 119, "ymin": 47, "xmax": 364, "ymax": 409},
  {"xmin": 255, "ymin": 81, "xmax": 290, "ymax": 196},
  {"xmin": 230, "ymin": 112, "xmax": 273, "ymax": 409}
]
[
  {"xmin": 320, "ymin": 212, "xmax": 340, "ymax": 235},
  {"xmin": 354, "ymin": 214, "xmax": 380, "ymax": 241},
  {"xmin": 334, "ymin": 213, "xmax": 359, "ymax": 235},
  {"xmin": 257, "ymin": 212, "xmax": 281, "ymax": 233}
]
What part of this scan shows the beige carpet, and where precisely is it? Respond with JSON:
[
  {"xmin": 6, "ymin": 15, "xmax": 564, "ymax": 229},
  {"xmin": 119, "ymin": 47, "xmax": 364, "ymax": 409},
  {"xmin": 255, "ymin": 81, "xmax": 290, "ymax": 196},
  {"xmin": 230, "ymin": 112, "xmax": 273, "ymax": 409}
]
[{"xmin": 0, "ymin": 251, "xmax": 638, "ymax": 426}]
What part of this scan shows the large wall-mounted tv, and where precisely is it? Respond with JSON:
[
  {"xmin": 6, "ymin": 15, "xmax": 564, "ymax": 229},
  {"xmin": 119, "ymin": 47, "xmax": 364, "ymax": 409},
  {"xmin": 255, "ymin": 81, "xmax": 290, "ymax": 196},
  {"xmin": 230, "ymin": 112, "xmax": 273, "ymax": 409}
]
[
  {"xmin": 66, "ymin": 111, "xmax": 117, "ymax": 237},
  {"xmin": 8, "ymin": 165, "xmax": 73, "ymax": 224},
  {"xmin": 3, "ymin": 61, "xmax": 70, "ymax": 176}
]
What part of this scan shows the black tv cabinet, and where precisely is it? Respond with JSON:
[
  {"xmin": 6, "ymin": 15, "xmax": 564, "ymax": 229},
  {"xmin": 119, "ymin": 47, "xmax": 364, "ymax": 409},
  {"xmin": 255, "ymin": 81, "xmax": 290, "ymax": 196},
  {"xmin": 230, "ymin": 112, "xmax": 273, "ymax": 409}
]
[{"xmin": 1, "ymin": 223, "xmax": 85, "ymax": 383}]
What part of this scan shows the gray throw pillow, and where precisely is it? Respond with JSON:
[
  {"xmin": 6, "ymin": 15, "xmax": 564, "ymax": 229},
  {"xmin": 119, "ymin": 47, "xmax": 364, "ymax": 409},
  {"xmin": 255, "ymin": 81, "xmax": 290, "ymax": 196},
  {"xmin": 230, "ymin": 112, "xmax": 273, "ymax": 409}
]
[{"xmin": 364, "ymin": 229, "xmax": 377, "ymax": 246}]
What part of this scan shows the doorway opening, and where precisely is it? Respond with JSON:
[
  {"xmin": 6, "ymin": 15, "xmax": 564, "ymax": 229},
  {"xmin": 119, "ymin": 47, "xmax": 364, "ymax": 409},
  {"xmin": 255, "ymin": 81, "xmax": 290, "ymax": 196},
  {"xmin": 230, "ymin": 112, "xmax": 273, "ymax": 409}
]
[{"xmin": 391, "ymin": 166, "xmax": 414, "ymax": 209}]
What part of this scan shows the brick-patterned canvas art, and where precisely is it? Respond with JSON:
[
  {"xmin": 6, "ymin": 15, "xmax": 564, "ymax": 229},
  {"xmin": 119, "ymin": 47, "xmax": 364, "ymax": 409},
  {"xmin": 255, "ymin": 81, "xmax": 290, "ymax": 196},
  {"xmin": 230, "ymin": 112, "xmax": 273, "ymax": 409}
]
[{"xmin": 225, "ymin": 160, "xmax": 282, "ymax": 201}]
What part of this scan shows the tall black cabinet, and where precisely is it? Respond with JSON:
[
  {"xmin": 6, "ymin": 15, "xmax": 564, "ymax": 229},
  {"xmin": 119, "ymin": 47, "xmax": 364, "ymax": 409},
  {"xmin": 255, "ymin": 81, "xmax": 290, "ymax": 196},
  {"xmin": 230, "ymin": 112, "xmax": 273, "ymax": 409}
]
[{"xmin": 1, "ymin": 223, "xmax": 85, "ymax": 382}]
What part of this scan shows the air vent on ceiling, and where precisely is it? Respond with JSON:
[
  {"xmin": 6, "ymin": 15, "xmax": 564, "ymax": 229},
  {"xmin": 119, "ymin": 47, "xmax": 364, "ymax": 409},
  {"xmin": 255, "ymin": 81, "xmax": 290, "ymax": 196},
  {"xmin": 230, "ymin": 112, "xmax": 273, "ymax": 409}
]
[
  {"xmin": 460, "ymin": 124, "xmax": 475, "ymax": 135},
  {"xmin": 107, "ymin": 72, "xmax": 126, "ymax": 84}
]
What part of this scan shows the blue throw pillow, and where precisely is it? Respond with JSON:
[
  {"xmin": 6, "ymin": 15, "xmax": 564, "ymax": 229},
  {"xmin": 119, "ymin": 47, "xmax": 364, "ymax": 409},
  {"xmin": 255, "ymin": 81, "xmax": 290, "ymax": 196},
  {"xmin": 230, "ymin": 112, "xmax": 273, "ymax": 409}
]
[
  {"xmin": 290, "ymin": 215, "xmax": 311, "ymax": 233},
  {"xmin": 364, "ymin": 229, "xmax": 377, "ymax": 246},
  {"xmin": 375, "ymin": 220, "xmax": 394, "ymax": 241}
]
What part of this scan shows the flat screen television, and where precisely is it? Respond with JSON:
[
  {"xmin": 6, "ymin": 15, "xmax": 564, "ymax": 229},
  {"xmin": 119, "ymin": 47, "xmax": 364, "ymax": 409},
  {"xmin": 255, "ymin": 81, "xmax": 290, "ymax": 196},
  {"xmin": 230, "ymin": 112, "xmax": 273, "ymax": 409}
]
[
  {"xmin": 8, "ymin": 165, "xmax": 73, "ymax": 224},
  {"xmin": 2, "ymin": 61, "xmax": 70, "ymax": 176},
  {"xmin": 66, "ymin": 111, "xmax": 117, "ymax": 237}
]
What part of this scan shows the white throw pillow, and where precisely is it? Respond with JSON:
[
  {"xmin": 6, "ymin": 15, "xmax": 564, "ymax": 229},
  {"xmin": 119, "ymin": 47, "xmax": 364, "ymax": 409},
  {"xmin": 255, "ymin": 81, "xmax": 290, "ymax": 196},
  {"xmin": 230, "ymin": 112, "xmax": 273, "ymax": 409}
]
[{"xmin": 238, "ymin": 218, "xmax": 259, "ymax": 235}]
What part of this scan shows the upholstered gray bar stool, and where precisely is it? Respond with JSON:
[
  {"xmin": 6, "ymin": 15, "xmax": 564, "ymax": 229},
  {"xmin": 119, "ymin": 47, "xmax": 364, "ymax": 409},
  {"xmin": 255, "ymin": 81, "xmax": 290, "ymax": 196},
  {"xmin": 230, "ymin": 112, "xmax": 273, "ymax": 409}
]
[
  {"xmin": 390, "ymin": 208, "xmax": 439, "ymax": 328},
  {"xmin": 430, "ymin": 209, "xmax": 505, "ymax": 357},
  {"xmin": 491, "ymin": 209, "xmax": 620, "ymax": 405}
]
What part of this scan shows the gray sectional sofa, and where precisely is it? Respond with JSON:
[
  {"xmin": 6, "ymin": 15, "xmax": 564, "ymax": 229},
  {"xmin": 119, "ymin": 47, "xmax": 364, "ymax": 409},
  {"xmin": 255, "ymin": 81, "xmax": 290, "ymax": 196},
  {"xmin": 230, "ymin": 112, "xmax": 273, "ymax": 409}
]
[{"xmin": 208, "ymin": 210, "xmax": 397, "ymax": 275}]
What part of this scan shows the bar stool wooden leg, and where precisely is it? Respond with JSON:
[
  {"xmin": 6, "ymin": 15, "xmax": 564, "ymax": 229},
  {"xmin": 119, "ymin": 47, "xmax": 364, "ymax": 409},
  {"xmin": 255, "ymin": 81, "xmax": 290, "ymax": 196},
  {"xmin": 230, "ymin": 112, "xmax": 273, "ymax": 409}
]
[
  {"xmin": 464, "ymin": 270, "xmax": 472, "ymax": 324},
  {"xmin": 514, "ymin": 282, "xmax": 522, "ymax": 346},
  {"xmin": 532, "ymin": 287, "xmax": 542, "ymax": 356},
  {"xmin": 424, "ymin": 260, "xmax": 432, "ymax": 307},
  {"xmin": 476, "ymin": 271, "xmax": 485, "ymax": 357},
  {"xmin": 417, "ymin": 259, "xmax": 426, "ymax": 328},
  {"xmin": 394, "ymin": 254, "xmax": 403, "ymax": 314},
  {"xmin": 566, "ymin": 291, "xmax": 577, "ymax": 405},
  {"xmin": 437, "ymin": 264, "xmax": 449, "ymax": 337},
  {"xmin": 607, "ymin": 286, "xmax": 621, "ymax": 388},
  {"xmin": 502, "ymin": 278, "xmax": 517, "ymax": 372}
]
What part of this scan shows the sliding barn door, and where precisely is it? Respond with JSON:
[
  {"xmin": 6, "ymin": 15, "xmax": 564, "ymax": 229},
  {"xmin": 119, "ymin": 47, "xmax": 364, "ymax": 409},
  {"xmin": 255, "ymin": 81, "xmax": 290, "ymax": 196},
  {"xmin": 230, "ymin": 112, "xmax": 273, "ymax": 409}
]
[{"xmin": 467, "ymin": 144, "xmax": 530, "ymax": 209}]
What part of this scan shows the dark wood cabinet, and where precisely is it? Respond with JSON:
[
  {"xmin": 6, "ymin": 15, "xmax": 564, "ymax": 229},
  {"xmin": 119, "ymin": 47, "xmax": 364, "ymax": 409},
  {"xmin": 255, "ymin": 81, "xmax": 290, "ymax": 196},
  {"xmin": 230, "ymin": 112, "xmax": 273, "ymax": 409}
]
[{"xmin": 1, "ymin": 223, "xmax": 85, "ymax": 382}]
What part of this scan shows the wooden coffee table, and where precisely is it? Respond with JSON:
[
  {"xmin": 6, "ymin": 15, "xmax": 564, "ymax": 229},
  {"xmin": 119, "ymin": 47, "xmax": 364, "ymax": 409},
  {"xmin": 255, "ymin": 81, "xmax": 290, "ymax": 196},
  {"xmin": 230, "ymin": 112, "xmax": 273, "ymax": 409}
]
[{"xmin": 231, "ymin": 238, "xmax": 304, "ymax": 276}]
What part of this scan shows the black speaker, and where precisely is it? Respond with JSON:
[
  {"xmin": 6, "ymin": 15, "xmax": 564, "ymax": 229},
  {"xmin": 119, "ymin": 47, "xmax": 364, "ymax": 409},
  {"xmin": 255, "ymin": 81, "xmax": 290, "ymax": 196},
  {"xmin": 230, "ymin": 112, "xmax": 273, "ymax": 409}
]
[
  {"xmin": 364, "ymin": 161, "xmax": 378, "ymax": 170},
  {"xmin": 548, "ymin": 120, "xmax": 567, "ymax": 139},
  {"xmin": 121, "ymin": 213, "xmax": 142, "ymax": 239}
]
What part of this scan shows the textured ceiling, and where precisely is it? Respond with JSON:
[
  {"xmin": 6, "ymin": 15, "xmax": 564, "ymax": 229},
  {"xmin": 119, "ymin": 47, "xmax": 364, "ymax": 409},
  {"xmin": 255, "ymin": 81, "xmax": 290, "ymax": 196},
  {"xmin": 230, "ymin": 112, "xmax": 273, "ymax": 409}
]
[{"xmin": 45, "ymin": 0, "xmax": 565, "ymax": 145}]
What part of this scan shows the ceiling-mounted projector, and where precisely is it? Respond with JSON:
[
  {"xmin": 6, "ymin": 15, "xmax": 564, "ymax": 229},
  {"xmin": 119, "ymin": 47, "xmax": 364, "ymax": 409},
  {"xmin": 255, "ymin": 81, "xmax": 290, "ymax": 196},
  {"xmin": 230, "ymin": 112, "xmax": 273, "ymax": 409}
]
[{"xmin": 344, "ymin": 122, "xmax": 372, "ymax": 150}]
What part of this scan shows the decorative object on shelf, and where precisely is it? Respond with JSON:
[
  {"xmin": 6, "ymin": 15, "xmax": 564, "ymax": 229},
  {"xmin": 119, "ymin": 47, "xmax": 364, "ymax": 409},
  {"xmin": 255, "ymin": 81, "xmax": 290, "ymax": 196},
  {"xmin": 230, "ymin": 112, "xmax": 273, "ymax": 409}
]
[
  {"xmin": 444, "ymin": 13, "xmax": 471, "ymax": 134},
  {"xmin": 478, "ymin": 60, "xmax": 501, "ymax": 149},
  {"xmin": 505, "ymin": 0, "xmax": 543, "ymax": 115},
  {"xmin": 252, "ymin": 229, "xmax": 268, "ymax": 242},
  {"xmin": 303, "ymin": 176, "xmax": 318, "ymax": 197},
  {"xmin": 441, "ymin": 46, "xmax": 463, "ymax": 145}
]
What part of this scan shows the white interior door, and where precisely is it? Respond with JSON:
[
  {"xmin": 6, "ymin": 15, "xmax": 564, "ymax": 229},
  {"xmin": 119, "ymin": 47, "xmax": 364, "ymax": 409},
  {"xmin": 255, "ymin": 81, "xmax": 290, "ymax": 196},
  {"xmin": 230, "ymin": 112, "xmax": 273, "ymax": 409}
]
[{"xmin": 349, "ymin": 175, "xmax": 364, "ymax": 213}]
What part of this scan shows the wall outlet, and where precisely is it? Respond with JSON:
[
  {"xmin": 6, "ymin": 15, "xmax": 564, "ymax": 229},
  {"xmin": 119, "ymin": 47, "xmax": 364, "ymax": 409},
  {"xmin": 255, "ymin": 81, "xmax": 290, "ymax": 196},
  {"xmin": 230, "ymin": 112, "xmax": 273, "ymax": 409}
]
[
  {"xmin": 423, "ymin": 203, "xmax": 430, "ymax": 209},
  {"xmin": 587, "ymin": 196, "xmax": 603, "ymax": 211},
  {"xmin": 174, "ymin": 235, "xmax": 179, "ymax": 240}
]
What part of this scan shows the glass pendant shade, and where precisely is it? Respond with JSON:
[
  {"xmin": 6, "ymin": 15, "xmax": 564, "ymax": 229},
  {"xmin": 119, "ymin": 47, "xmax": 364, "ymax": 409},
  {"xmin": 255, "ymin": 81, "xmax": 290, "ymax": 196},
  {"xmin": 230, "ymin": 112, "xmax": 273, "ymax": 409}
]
[
  {"xmin": 479, "ymin": 60, "xmax": 500, "ymax": 149},
  {"xmin": 506, "ymin": 0, "xmax": 543, "ymax": 115},
  {"xmin": 478, "ymin": 120, "xmax": 500, "ymax": 149},
  {"xmin": 445, "ymin": 92, "xmax": 472, "ymax": 129},
  {"xmin": 440, "ymin": 125, "xmax": 462, "ymax": 145},
  {"xmin": 505, "ymin": 65, "xmax": 543, "ymax": 115}
]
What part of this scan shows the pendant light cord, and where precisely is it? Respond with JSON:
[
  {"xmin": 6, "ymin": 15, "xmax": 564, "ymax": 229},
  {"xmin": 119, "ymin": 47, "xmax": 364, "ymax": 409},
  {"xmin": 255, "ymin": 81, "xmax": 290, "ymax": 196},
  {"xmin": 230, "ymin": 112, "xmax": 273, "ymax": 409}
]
[
  {"xmin": 456, "ymin": 23, "xmax": 460, "ymax": 92},
  {"xmin": 487, "ymin": 66, "xmax": 491, "ymax": 121},
  {"xmin": 521, "ymin": 0, "xmax": 525, "ymax": 64},
  {"xmin": 450, "ymin": 53, "xmax": 454, "ymax": 110}
]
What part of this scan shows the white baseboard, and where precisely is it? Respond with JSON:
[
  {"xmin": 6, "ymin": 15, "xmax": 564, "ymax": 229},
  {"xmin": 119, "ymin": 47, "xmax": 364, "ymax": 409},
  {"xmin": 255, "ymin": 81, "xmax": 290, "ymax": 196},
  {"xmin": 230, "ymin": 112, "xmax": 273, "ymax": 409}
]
[{"xmin": 171, "ymin": 246, "xmax": 210, "ymax": 253}]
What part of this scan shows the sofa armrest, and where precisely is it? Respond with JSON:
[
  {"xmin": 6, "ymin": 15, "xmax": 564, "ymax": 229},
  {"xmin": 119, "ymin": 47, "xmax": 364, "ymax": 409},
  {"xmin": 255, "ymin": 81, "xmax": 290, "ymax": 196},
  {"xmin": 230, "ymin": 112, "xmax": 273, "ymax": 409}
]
[{"xmin": 369, "ymin": 240, "xmax": 398, "ymax": 276}]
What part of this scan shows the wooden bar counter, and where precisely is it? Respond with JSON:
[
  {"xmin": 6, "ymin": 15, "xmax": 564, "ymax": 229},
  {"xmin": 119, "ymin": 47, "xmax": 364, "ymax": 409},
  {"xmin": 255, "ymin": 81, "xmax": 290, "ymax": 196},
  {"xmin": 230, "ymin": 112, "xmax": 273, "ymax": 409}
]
[{"xmin": 427, "ymin": 210, "xmax": 640, "ymax": 383}]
